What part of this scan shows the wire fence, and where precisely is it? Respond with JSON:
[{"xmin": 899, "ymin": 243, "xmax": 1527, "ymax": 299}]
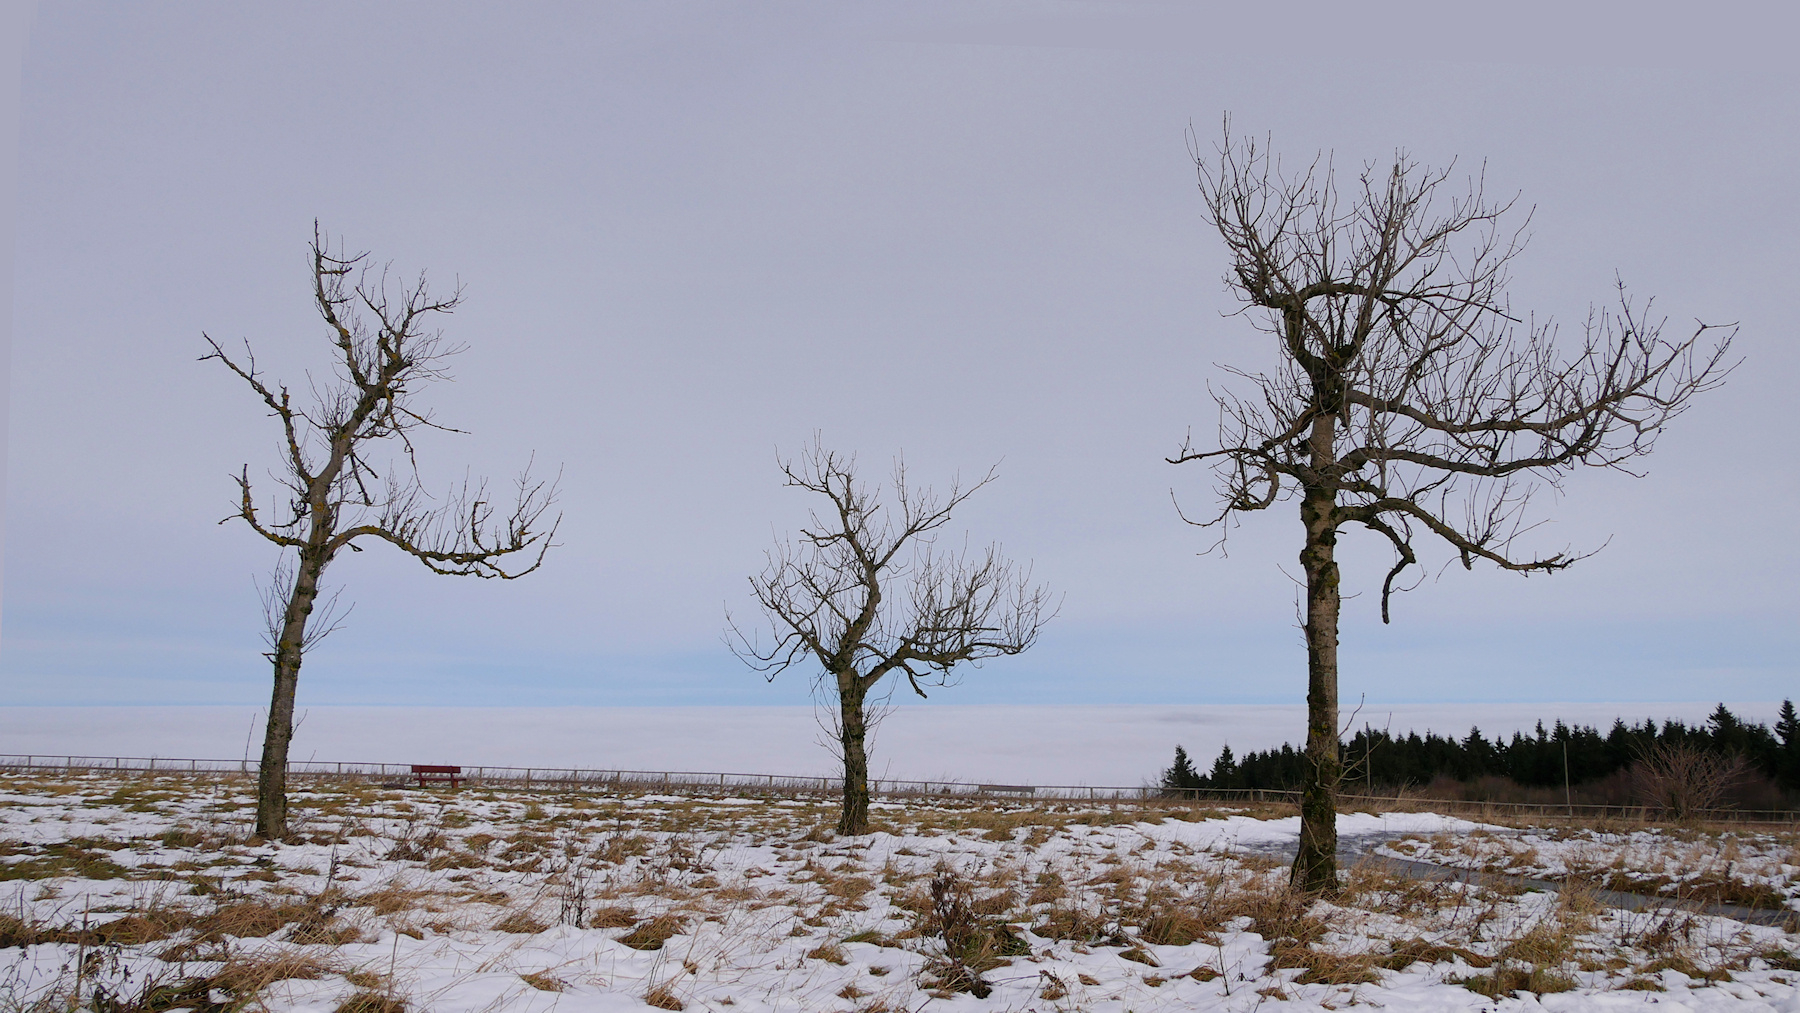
[{"xmin": 2, "ymin": 753, "xmax": 1795, "ymax": 823}]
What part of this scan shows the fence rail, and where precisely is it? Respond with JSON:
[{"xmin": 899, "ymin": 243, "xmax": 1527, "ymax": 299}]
[{"xmin": 1, "ymin": 753, "xmax": 1794, "ymax": 823}]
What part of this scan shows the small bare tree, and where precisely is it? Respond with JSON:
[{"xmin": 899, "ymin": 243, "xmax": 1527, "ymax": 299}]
[
  {"xmin": 730, "ymin": 442, "xmax": 1054, "ymax": 835},
  {"xmin": 206, "ymin": 226, "xmax": 560, "ymax": 840},
  {"xmin": 1631, "ymin": 742, "xmax": 1748, "ymax": 821},
  {"xmin": 1172, "ymin": 127, "xmax": 1735, "ymax": 893}
]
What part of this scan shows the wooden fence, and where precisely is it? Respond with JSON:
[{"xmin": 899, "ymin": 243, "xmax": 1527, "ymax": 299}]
[{"xmin": 2, "ymin": 753, "xmax": 1794, "ymax": 823}]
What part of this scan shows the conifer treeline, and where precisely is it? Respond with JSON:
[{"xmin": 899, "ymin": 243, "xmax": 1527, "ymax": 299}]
[{"xmin": 1162, "ymin": 701, "xmax": 1800, "ymax": 802}]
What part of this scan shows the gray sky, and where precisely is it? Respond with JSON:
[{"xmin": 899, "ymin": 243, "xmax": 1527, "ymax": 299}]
[{"xmin": 3, "ymin": 2, "xmax": 1796, "ymax": 712}]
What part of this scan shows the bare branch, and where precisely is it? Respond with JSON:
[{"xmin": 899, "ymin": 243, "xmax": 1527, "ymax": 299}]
[
  {"xmin": 1171, "ymin": 122, "xmax": 1735, "ymax": 893},
  {"xmin": 205, "ymin": 224, "xmax": 561, "ymax": 840},
  {"xmin": 727, "ymin": 436, "xmax": 1055, "ymax": 834}
]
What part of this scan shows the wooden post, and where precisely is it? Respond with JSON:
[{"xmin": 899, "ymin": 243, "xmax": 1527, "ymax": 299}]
[{"xmin": 1562, "ymin": 741, "xmax": 1573, "ymax": 817}]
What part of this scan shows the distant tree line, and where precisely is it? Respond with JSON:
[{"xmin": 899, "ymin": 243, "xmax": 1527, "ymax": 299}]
[{"xmin": 1163, "ymin": 702, "xmax": 1800, "ymax": 808}]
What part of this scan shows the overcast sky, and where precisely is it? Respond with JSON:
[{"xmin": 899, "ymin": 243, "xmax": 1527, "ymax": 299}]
[{"xmin": 2, "ymin": 3, "xmax": 1795, "ymax": 714}]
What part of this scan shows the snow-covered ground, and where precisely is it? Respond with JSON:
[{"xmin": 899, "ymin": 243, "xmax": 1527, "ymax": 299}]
[
  {"xmin": 4, "ymin": 771, "xmax": 1799, "ymax": 1012},
  {"xmin": 1379, "ymin": 826, "xmax": 1800, "ymax": 914},
  {"xmin": 1, "ymin": 702, "xmax": 1781, "ymax": 787}
]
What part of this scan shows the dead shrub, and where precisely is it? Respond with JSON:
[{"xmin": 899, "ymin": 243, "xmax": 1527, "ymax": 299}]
[
  {"xmin": 520, "ymin": 972, "xmax": 566, "ymax": 992},
  {"xmin": 806, "ymin": 942, "xmax": 849, "ymax": 965},
  {"xmin": 918, "ymin": 870, "xmax": 1030, "ymax": 999},
  {"xmin": 644, "ymin": 981, "xmax": 685, "ymax": 1010},
  {"xmin": 1631, "ymin": 743, "xmax": 1749, "ymax": 821}
]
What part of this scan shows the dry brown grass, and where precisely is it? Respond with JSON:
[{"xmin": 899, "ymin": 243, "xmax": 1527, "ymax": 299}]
[
  {"xmin": 1, "ymin": 892, "xmax": 363, "ymax": 954},
  {"xmin": 1449, "ymin": 963, "xmax": 1579, "ymax": 998},
  {"xmin": 492, "ymin": 912, "xmax": 549, "ymax": 934},
  {"xmin": 1378, "ymin": 937, "xmax": 1491, "ymax": 971},
  {"xmin": 644, "ymin": 980, "xmax": 686, "ymax": 1010},
  {"xmin": 588, "ymin": 904, "xmax": 639, "ymax": 927},
  {"xmin": 29, "ymin": 949, "xmax": 353, "ymax": 1013},
  {"xmin": 352, "ymin": 882, "xmax": 436, "ymax": 916},
  {"xmin": 617, "ymin": 914, "xmax": 687, "ymax": 950},
  {"xmin": 520, "ymin": 971, "xmax": 566, "ymax": 992},
  {"xmin": 335, "ymin": 992, "xmax": 406, "ymax": 1013}
]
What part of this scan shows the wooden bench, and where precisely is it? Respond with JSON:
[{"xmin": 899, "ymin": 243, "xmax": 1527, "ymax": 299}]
[{"xmin": 410, "ymin": 764, "xmax": 463, "ymax": 789}]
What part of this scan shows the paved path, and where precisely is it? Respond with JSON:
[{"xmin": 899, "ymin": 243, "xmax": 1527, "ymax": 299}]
[
  {"xmin": 1231, "ymin": 827, "xmax": 1796, "ymax": 930},
  {"xmin": 1357, "ymin": 852, "xmax": 1799, "ymax": 931}
]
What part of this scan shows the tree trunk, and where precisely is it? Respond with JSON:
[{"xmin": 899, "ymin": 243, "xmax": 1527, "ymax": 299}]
[
  {"xmin": 836, "ymin": 675, "xmax": 871, "ymax": 835},
  {"xmin": 1293, "ymin": 481, "xmax": 1342, "ymax": 894},
  {"xmin": 254, "ymin": 553, "xmax": 323, "ymax": 840}
]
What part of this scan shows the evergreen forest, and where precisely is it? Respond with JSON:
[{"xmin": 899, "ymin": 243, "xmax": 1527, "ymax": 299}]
[{"xmin": 1161, "ymin": 701, "xmax": 1800, "ymax": 809}]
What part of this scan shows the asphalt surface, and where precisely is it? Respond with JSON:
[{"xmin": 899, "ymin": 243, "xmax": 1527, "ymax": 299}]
[{"xmin": 1240, "ymin": 829, "xmax": 1800, "ymax": 931}]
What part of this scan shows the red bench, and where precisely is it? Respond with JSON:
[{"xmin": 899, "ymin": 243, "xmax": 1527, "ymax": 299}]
[{"xmin": 410, "ymin": 764, "xmax": 463, "ymax": 789}]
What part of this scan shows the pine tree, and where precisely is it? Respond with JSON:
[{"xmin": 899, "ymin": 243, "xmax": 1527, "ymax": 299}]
[
  {"xmin": 1776, "ymin": 700, "xmax": 1800, "ymax": 791},
  {"xmin": 1209, "ymin": 745, "xmax": 1238, "ymax": 788},
  {"xmin": 1162, "ymin": 745, "xmax": 1203, "ymax": 794},
  {"xmin": 1707, "ymin": 703, "xmax": 1746, "ymax": 753}
]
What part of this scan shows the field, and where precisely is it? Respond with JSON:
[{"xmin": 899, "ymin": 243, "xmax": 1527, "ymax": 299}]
[{"xmin": 2, "ymin": 772, "xmax": 1798, "ymax": 1012}]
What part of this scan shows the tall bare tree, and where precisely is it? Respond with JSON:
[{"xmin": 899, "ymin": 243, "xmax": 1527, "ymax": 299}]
[
  {"xmin": 1171, "ymin": 129, "xmax": 1735, "ymax": 893},
  {"xmin": 207, "ymin": 227, "xmax": 560, "ymax": 840},
  {"xmin": 730, "ymin": 442, "xmax": 1054, "ymax": 835}
]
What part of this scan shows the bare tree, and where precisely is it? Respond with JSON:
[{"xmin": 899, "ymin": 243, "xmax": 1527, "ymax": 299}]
[
  {"xmin": 730, "ymin": 441, "xmax": 1054, "ymax": 835},
  {"xmin": 1171, "ymin": 127, "xmax": 1735, "ymax": 893},
  {"xmin": 206, "ymin": 226, "xmax": 560, "ymax": 840},
  {"xmin": 1631, "ymin": 742, "xmax": 1748, "ymax": 821}
]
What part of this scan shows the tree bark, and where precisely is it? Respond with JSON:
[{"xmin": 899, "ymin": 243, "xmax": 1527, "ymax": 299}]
[
  {"xmin": 254, "ymin": 550, "xmax": 323, "ymax": 840},
  {"xmin": 1294, "ymin": 422, "xmax": 1343, "ymax": 893},
  {"xmin": 836, "ymin": 674, "xmax": 871, "ymax": 835}
]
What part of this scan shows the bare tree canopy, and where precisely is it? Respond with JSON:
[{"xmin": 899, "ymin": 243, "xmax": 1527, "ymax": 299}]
[
  {"xmin": 1172, "ymin": 125, "xmax": 1736, "ymax": 893},
  {"xmin": 206, "ymin": 225, "xmax": 560, "ymax": 839},
  {"xmin": 730, "ymin": 440, "xmax": 1054, "ymax": 835}
]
